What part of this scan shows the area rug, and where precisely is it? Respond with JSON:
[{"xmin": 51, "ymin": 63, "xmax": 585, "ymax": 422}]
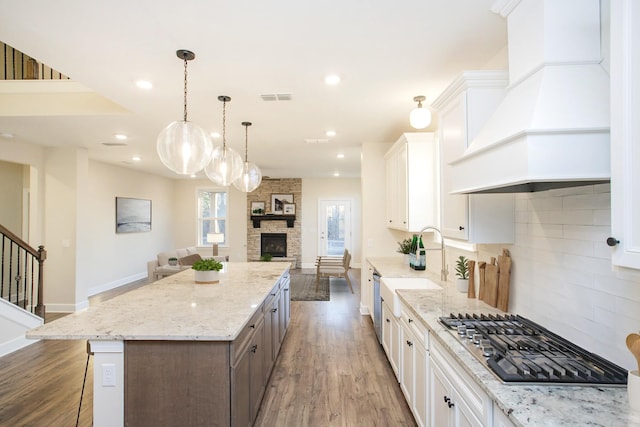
[{"xmin": 289, "ymin": 273, "xmax": 330, "ymax": 301}]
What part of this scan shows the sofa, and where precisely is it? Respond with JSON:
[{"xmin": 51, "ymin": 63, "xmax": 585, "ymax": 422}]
[{"xmin": 147, "ymin": 247, "xmax": 228, "ymax": 282}]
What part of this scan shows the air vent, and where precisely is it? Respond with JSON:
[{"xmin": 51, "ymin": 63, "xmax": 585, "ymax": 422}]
[
  {"xmin": 261, "ymin": 93, "xmax": 292, "ymax": 101},
  {"xmin": 102, "ymin": 142, "xmax": 128, "ymax": 146},
  {"xmin": 305, "ymin": 139, "xmax": 329, "ymax": 144}
]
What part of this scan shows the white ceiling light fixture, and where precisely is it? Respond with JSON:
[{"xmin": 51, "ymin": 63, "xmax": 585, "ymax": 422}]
[
  {"xmin": 326, "ymin": 130, "xmax": 336, "ymax": 137},
  {"xmin": 135, "ymin": 80, "xmax": 153, "ymax": 90},
  {"xmin": 114, "ymin": 133, "xmax": 127, "ymax": 140},
  {"xmin": 132, "ymin": 156, "xmax": 141, "ymax": 162},
  {"xmin": 233, "ymin": 122, "xmax": 262, "ymax": 193},
  {"xmin": 333, "ymin": 172, "xmax": 340, "ymax": 177},
  {"xmin": 410, "ymin": 95, "xmax": 432, "ymax": 129},
  {"xmin": 325, "ymin": 74, "xmax": 341, "ymax": 85},
  {"xmin": 337, "ymin": 153, "xmax": 345, "ymax": 159},
  {"xmin": 156, "ymin": 50, "xmax": 213, "ymax": 175},
  {"xmin": 205, "ymin": 96, "xmax": 243, "ymax": 186}
]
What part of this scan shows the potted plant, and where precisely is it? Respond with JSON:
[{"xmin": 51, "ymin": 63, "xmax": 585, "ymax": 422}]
[
  {"xmin": 397, "ymin": 238, "xmax": 413, "ymax": 264},
  {"xmin": 455, "ymin": 255, "xmax": 469, "ymax": 293},
  {"xmin": 192, "ymin": 258, "xmax": 224, "ymax": 284},
  {"xmin": 168, "ymin": 257, "xmax": 178, "ymax": 266},
  {"xmin": 260, "ymin": 253, "xmax": 273, "ymax": 262}
]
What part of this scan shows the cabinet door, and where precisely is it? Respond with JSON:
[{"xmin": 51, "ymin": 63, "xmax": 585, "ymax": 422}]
[
  {"xmin": 385, "ymin": 152, "xmax": 398, "ymax": 227},
  {"xmin": 414, "ymin": 341, "xmax": 428, "ymax": 427},
  {"xmin": 400, "ymin": 323, "xmax": 415, "ymax": 402},
  {"xmin": 282, "ymin": 276, "xmax": 291, "ymax": 331},
  {"xmin": 231, "ymin": 346, "xmax": 251, "ymax": 427},
  {"xmin": 396, "ymin": 143, "xmax": 409, "ymax": 228},
  {"xmin": 430, "ymin": 359, "xmax": 452, "ymax": 427},
  {"xmin": 263, "ymin": 301, "xmax": 274, "ymax": 382},
  {"xmin": 390, "ymin": 313, "xmax": 401, "ymax": 380},
  {"xmin": 610, "ymin": 0, "xmax": 640, "ymax": 269},
  {"xmin": 452, "ymin": 387, "xmax": 483, "ymax": 427},
  {"xmin": 382, "ymin": 303, "xmax": 392, "ymax": 357},
  {"xmin": 270, "ymin": 297, "xmax": 281, "ymax": 358},
  {"xmin": 439, "ymin": 93, "xmax": 469, "ymax": 240},
  {"xmin": 249, "ymin": 320, "xmax": 265, "ymax": 423}
]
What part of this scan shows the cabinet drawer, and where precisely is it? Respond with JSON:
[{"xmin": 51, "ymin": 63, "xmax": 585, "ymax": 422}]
[
  {"xmin": 231, "ymin": 306, "xmax": 264, "ymax": 364},
  {"xmin": 431, "ymin": 338, "xmax": 492, "ymax": 425},
  {"xmin": 400, "ymin": 304, "xmax": 428, "ymax": 347}
]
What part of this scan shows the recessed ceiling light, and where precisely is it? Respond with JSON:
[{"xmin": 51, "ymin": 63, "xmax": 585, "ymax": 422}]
[
  {"xmin": 210, "ymin": 132, "xmax": 221, "ymax": 139},
  {"xmin": 326, "ymin": 130, "xmax": 336, "ymax": 137},
  {"xmin": 190, "ymin": 174, "xmax": 197, "ymax": 178},
  {"xmin": 132, "ymin": 156, "xmax": 141, "ymax": 162},
  {"xmin": 333, "ymin": 172, "xmax": 340, "ymax": 177},
  {"xmin": 114, "ymin": 133, "xmax": 128, "ymax": 140},
  {"xmin": 136, "ymin": 80, "xmax": 153, "ymax": 89},
  {"xmin": 337, "ymin": 153, "xmax": 345, "ymax": 159},
  {"xmin": 0, "ymin": 132, "xmax": 15, "ymax": 139},
  {"xmin": 325, "ymin": 74, "xmax": 341, "ymax": 85}
]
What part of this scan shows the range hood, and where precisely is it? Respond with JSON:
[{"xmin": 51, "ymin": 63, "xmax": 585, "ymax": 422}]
[{"xmin": 449, "ymin": 0, "xmax": 610, "ymax": 194}]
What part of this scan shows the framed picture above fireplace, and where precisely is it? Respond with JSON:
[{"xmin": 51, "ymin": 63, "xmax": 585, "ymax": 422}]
[
  {"xmin": 250, "ymin": 201, "xmax": 265, "ymax": 215},
  {"xmin": 271, "ymin": 193, "xmax": 294, "ymax": 214},
  {"xmin": 283, "ymin": 203, "xmax": 295, "ymax": 215}
]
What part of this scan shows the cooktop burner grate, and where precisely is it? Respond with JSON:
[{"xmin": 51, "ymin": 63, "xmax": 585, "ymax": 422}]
[{"xmin": 439, "ymin": 313, "xmax": 628, "ymax": 385}]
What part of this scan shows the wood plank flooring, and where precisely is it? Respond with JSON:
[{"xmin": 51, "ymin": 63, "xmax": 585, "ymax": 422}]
[{"xmin": 0, "ymin": 270, "xmax": 416, "ymax": 426}]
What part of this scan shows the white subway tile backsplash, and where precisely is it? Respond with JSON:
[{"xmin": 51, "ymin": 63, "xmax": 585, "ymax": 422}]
[{"xmin": 504, "ymin": 186, "xmax": 640, "ymax": 370}]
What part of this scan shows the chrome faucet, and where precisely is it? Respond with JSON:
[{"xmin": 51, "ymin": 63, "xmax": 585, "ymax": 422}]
[{"xmin": 418, "ymin": 226, "xmax": 448, "ymax": 282}]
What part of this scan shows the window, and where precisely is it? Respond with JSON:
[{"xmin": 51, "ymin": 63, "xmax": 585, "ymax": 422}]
[{"xmin": 197, "ymin": 188, "xmax": 227, "ymax": 247}]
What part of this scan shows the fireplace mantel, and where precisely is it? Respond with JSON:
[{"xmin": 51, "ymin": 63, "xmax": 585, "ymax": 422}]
[{"xmin": 250, "ymin": 214, "xmax": 296, "ymax": 228}]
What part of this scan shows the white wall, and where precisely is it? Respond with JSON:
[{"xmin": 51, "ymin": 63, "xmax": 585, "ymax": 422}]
[
  {"xmin": 0, "ymin": 160, "xmax": 24, "ymax": 234},
  {"xmin": 300, "ymin": 178, "xmax": 362, "ymax": 268}
]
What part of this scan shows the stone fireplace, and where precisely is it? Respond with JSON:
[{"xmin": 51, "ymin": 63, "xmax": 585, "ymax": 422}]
[{"xmin": 261, "ymin": 233, "xmax": 287, "ymax": 258}]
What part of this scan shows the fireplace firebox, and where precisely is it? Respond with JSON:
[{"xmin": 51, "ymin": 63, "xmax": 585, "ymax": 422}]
[{"xmin": 261, "ymin": 233, "xmax": 287, "ymax": 258}]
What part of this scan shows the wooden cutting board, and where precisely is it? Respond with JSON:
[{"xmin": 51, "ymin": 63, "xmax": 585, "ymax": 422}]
[
  {"xmin": 483, "ymin": 257, "xmax": 499, "ymax": 307},
  {"xmin": 477, "ymin": 262, "xmax": 486, "ymax": 300},
  {"xmin": 467, "ymin": 260, "xmax": 476, "ymax": 298},
  {"xmin": 497, "ymin": 249, "xmax": 512, "ymax": 312}
]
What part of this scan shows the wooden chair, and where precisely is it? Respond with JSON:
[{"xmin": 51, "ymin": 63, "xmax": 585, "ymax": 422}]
[{"xmin": 315, "ymin": 249, "xmax": 353, "ymax": 293}]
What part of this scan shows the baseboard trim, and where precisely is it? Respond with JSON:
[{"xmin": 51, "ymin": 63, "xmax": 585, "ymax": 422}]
[
  {"xmin": 0, "ymin": 335, "xmax": 39, "ymax": 358},
  {"xmin": 87, "ymin": 272, "xmax": 146, "ymax": 297}
]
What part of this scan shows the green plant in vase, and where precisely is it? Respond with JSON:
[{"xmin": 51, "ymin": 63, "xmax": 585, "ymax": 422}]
[{"xmin": 455, "ymin": 256, "xmax": 469, "ymax": 293}]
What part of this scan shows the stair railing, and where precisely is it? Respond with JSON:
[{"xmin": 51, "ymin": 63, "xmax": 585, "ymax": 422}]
[{"xmin": 0, "ymin": 224, "xmax": 46, "ymax": 318}]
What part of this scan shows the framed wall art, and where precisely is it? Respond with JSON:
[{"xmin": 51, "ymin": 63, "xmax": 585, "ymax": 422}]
[
  {"xmin": 251, "ymin": 201, "xmax": 265, "ymax": 214},
  {"xmin": 283, "ymin": 203, "xmax": 296, "ymax": 215},
  {"xmin": 271, "ymin": 193, "xmax": 294, "ymax": 214},
  {"xmin": 116, "ymin": 197, "xmax": 151, "ymax": 233}
]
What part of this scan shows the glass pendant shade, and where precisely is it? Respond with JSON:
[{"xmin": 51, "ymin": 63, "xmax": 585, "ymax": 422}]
[
  {"xmin": 157, "ymin": 120, "xmax": 213, "ymax": 175},
  {"xmin": 204, "ymin": 145, "xmax": 243, "ymax": 186},
  {"xmin": 410, "ymin": 95, "xmax": 432, "ymax": 129},
  {"xmin": 233, "ymin": 161, "xmax": 262, "ymax": 192}
]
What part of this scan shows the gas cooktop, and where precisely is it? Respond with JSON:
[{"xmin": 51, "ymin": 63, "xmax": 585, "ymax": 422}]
[{"xmin": 439, "ymin": 313, "xmax": 627, "ymax": 386}]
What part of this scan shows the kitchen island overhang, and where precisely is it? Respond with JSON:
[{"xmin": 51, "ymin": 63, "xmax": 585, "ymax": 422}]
[{"xmin": 27, "ymin": 262, "xmax": 292, "ymax": 427}]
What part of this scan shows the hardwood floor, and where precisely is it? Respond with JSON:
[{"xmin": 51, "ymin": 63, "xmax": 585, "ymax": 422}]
[{"xmin": 0, "ymin": 271, "xmax": 416, "ymax": 426}]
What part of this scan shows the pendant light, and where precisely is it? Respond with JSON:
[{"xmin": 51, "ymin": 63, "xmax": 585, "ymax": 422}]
[
  {"xmin": 409, "ymin": 95, "xmax": 432, "ymax": 129},
  {"xmin": 233, "ymin": 122, "xmax": 262, "ymax": 192},
  {"xmin": 205, "ymin": 96, "xmax": 243, "ymax": 186},
  {"xmin": 156, "ymin": 50, "xmax": 213, "ymax": 175}
]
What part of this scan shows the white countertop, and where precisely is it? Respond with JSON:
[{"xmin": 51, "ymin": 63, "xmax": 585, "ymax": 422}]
[
  {"xmin": 367, "ymin": 257, "xmax": 640, "ymax": 427},
  {"xmin": 27, "ymin": 262, "xmax": 290, "ymax": 341}
]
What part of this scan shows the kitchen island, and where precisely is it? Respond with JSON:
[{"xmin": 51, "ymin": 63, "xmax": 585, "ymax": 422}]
[
  {"xmin": 27, "ymin": 262, "xmax": 292, "ymax": 427},
  {"xmin": 368, "ymin": 257, "xmax": 640, "ymax": 427}
]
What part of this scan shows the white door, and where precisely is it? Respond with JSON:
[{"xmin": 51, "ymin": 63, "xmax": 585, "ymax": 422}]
[{"xmin": 318, "ymin": 199, "xmax": 351, "ymax": 256}]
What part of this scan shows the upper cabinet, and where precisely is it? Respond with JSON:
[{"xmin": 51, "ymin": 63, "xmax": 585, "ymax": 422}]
[
  {"xmin": 385, "ymin": 133, "xmax": 438, "ymax": 232},
  {"xmin": 432, "ymin": 71, "xmax": 515, "ymax": 243},
  {"xmin": 610, "ymin": 0, "xmax": 640, "ymax": 269}
]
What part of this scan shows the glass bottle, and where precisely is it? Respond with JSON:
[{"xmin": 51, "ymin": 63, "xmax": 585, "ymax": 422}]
[
  {"xmin": 409, "ymin": 234, "xmax": 418, "ymax": 269},
  {"xmin": 416, "ymin": 236, "xmax": 426, "ymax": 270}
]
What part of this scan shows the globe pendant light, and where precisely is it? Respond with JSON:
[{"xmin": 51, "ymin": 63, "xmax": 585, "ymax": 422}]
[
  {"xmin": 409, "ymin": 95, "xmax": 432, "ymax": 129},
  {"xmin": 205, "ymin": 96, "xmax": 243, "ymax": 186},
  {"xmin": 233, "ymin": 122, "xmax": 262, "ymax": 192},
  {"xmin": 156, "ymin": 50, "xmax": 213, "ymax": 175}
]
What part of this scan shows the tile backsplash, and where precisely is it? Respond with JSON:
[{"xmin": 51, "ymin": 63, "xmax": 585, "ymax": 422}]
[{"xmin": 477, "ymin": 183, "xmax": 640, "ymax": 370}]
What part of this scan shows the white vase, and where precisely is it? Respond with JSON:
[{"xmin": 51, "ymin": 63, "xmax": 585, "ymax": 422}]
[
  {"xmin": 194, "ymin": 270, "xmax": 219, "ymax": 284},
  {"xmin": 629, "ymin": 370, "xmax": 640, "ymax": 412},
  {"xmin": 456, "ymin": 278, "xmax": 469, "ymax": 293}
]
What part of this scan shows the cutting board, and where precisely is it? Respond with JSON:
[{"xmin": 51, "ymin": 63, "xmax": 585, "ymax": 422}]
[
  {"xmin": 467, "ymin": 260, "xmax": 476, "ymax": 298},
  {"xmin": 477, "ymin": 262, "xmax": 487, "ymax": 300},
  {"xmin": 497, "ymin": 249, "xmax": 512, "ymax": 312},
  {"xmin": 483, "ymin": 257, "xmax": 499, "ymax": 307}
]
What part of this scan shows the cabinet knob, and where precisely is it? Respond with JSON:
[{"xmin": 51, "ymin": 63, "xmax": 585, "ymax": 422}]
[
  {"xmin": 249, "ymin": 324, "xmax": 255, "ymax": 329},
  {"xmin": 443, "ymin": 396, "xmax": 450, "ymax": 403},
  {"xmin": 606, "ymin": 237, "xmax": 620, "ymax": 247},
  {"xmin": 251, "ymin": 344, "xmax": 258, "ymax": 353},
  {"xmin": 459, "ymin": 226, "xmax": 465, "ymax": 231},
  {"xmin": 386, "ymin": 318, "xmax": 390, "ymax": 323},
  {"xmin": 408, "ymin": 318, "xmax": 413, "ymax": 323},
  {"xmin": 448, "ymin": 401, "xmax": 455, "ymax": 408},
  {"xmin": 272, "ymin": 308, "xmax": 278, "ymax": 313},
  {"xmin": 406, "ymin": 340, "xmax": 413, "ymax": 347}
]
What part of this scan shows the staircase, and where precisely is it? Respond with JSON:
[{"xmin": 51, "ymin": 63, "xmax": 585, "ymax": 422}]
[{"xmin": 0, "ymin": 224, "xmax": 46, "ymax": 317}]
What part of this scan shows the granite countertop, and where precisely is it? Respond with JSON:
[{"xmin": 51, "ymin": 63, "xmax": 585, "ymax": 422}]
[
  {"xmin": 27, "ymin": 262, "xmax": 290, "ymax": 342},
  {"xmin": 367, "ymin": 256, "xmax": 640, "ymax": 427}
]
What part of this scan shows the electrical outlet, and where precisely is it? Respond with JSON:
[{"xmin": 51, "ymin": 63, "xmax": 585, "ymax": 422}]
[{"xmin": 102, "ymin": 364, "xmax": 116, "ymax": 387}]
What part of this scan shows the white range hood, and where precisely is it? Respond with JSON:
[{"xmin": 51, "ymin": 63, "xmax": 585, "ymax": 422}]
[{"xmin": 450, "ymin": 0, "xmax": 610, "ymax": 194}]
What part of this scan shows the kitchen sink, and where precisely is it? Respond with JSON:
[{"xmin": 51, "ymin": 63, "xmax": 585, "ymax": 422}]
[{"xmin": 380, "ymin": 277, "xmax": 441, "ymax": 317}]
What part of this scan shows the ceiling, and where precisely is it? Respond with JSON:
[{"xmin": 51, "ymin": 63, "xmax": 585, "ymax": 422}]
[{"xmin": 0, "ymin": 0, "xmax": 507, "ymax": 180}]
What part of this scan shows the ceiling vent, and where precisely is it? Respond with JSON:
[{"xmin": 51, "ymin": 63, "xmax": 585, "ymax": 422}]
[{"xmin": 261, "ymin": 93, "xmax": 292, "ymax": 101}]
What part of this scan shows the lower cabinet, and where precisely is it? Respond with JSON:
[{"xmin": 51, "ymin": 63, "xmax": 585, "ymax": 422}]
[
  {"xmin": 430, "ymin": 339, "xmax": 492, "ymax": 427},
  {"xmin": 400, "ymin": 314, "xmax": 429, "ymax": 427},
  {"xmin": 381, "ymin": 301, "xmax": 400, "ymax": 378},
  {"xmin": 231, "ymin": 318, "xmax": 265, "ymax": 427}
]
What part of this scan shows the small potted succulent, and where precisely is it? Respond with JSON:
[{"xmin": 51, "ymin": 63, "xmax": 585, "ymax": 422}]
[
  {"xmin": 260, "ymin": 253, "xmax": 273, "ymax": 262},
  {"xmin": 192, "ymin": 258, "xmax": 224, "ymax": 284},
  {"xmin": 168, "ymin": 257, "xmax": 178, "ymax": 266},
  {"xmin": 455, "ymin": 256, "xmax": 469, "ymax": 293},
  {"xmin": 396, "ymin": 238, "xmax": 413, "ymax": 264}
]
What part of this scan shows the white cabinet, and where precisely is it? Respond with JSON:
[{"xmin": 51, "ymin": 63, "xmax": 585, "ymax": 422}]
[
  {"xmin": 429, "ymin": 339, "xmax": 492, "ymax": 427},
  {"xmin": 381, "ymin": 301, "xmax": 400, "ymax": 379},
  {"xmin": 400, "ymin": 307, "xmax": 429, "ymax": 427},
  {"xmin": 492, "ymin": 403, "xmax": 516, "ymax": 427},
  {"xmin": 385, "ymin": 133, "xmax": 438, "ymax": 232},
  {"xmin": 431, "ymin": 71, "xmax": 515, "ymax": 243},
  {"xmin": 610, "ymin": 0, "xmax": 640, "ymax": 269}
]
